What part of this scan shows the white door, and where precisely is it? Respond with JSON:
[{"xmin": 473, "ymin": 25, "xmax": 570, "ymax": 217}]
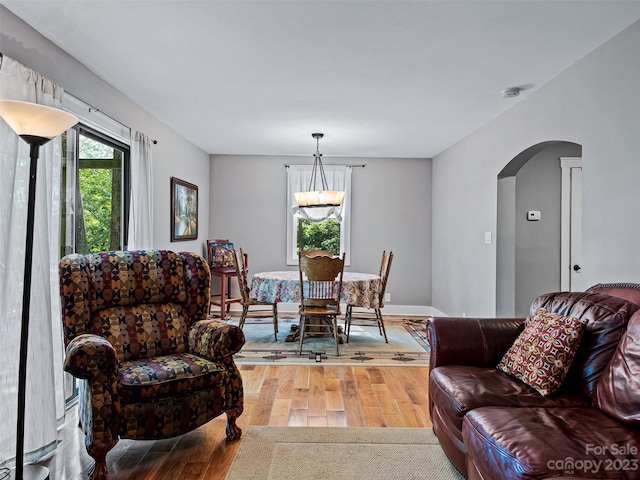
[{"xmin": 561, "ymin": 158, "xmax": 582, "ymax": 291}]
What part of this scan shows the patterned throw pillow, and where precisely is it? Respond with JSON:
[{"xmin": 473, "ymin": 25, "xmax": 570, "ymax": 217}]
[
  {"xmin": 497, "ymin": 308, "xmax": 586, "ymax": 396},
  {"xmin": 209, "ymin": 241, "xmax": 234, "ymax": 268}
]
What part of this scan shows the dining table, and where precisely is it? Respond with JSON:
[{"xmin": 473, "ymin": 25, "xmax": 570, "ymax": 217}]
[
  {"xmin": 250, "ymin": 270, "xmax": 382, "ymax": 308},
  {"xmin": 249, "ymin": 270, "xmax": 382, "ymax": 342}
]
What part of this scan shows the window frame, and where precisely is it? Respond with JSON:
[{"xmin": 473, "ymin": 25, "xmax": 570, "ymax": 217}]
[
  {"xmin": 286, "ymin": 165, "xmax": 351, "ymax": 265},
  {"xmin": 61, "ymin": 124, "xmax": 131, "ymax": 256},
  {"xmin": 60, "ymin": 124, "xmax": 130, "ymax": 405}
]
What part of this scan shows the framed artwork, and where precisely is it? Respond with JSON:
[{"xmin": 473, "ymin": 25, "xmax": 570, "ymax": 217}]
[{"xmin": 171, "ymin": 177, "xmax": 198, "ymax": 241}]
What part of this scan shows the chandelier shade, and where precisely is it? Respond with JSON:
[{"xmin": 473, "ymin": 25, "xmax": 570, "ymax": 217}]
[{"xmin": 294, "ymin": 133, "xmax": 344, "ymax": 208}]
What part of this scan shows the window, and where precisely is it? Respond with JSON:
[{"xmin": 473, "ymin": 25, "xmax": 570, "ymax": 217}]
[
  {"xmin": 286, "ymin": 165, "xmax": 351, "ymax": 264},
  {"xmin": 60, "ymin": 125, "xmax": 130, "ymax": 404},
  {"xmin": 296, "ymin": 217, "xmax": 341, "ymax": 254},
  {"xmin": 61, "ymin": 125, "xmax": 130, "ymax": 256}
]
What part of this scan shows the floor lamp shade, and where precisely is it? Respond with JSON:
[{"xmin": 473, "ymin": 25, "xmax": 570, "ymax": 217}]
[
  {"xmin": 0, "ymin": 100, "xmax": 78, "ymax": 139},
  {"xmin": 0, "ymin": 99, "xmax": 78, "ymax": 480}
]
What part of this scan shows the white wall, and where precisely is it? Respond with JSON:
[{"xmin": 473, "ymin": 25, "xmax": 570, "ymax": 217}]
[
  {"xmin": 209, "ymin": 155, "xmax": 432, "ymax": 308},
  {"xmin": 432, "ymin": 19, "xmax": 640, "ymax": 317},
  {"xmin": 514, "ymin": 143, "xmax": 581, "ymax": 315},
  {"xmin": 0, "ymin": 6, "xmax": 210, "ymax": 254}
]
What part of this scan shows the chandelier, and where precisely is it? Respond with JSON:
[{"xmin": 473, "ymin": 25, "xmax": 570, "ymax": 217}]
[{"xmin": 294, "ymin": 133, "xmax": 344, "ymax": 208}]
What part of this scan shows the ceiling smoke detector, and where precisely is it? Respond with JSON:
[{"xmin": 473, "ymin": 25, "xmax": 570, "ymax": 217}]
[{"xmin": 501, "ymin": 87, "xmax": 521, "ymax": 99}]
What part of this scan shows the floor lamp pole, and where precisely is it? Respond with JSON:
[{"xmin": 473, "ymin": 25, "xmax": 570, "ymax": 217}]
[{"xmin": 13, "ymin": 139, "xmax": 51, "ymax": 480}]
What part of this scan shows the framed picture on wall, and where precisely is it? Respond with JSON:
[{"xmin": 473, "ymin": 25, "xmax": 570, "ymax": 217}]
[{"xmin": 171, "ymin": 177, "xmax": 198, "ymax": 241}]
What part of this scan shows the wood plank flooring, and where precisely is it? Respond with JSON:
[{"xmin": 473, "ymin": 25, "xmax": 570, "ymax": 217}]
[{"xmin": 40, "ymin": 364, "xmax": 432, "ymax": 480}]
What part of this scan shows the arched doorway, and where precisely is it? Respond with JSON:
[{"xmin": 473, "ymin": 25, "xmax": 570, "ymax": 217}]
[{"xmin": 496, "ymin": 141, "xmax": 582, "ymax": 317}]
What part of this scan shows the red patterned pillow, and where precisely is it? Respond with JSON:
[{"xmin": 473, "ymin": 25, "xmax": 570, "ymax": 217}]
[
  {"xmin": 497, "ymin": 308, "xmax": 586, "ymax": 396},
  {"xmin": 209, "ymin": 241, "xmax": 234, "ymax": 268}
]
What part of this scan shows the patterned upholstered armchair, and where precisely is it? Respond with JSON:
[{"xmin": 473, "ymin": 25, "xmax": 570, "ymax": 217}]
[{"xmin": 59, "ymin": 250, "xmax": 244, "ymax": 480}]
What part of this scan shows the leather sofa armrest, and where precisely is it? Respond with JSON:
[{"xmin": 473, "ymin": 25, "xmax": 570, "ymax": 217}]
[
  {"xmin": 427, "ymin": 317, "xmax": 525, "ymax": 368},
  {"xmin": 64, "ymin": 333, "xmax": 119, "ymax": 378},
  {"xmin": 189, "ymin": 319, "xmax": 246, "ymax": 360}
]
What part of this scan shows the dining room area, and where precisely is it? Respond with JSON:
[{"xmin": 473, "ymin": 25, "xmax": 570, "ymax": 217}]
[
  {"xmin": 205, "ymin": 232, "xmax": 430, "ymax": 366},
  {"xmin": 207, "ymin": 151, "xmax": 434, "ymax": 319}
]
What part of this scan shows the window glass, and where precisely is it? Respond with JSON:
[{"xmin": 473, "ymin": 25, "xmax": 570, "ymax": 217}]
[
  {"xmin": 296, "ymin": 217, "xmax": 341, "ymax": 255},
  {"xmin": 60, "ymin": 126, "xmax": 130, "ymax": 404},
  {"xmin": 61, "ymin": 126, "xmax": 129, "ymax": 256}
]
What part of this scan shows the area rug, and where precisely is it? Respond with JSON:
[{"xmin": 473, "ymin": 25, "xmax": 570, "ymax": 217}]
[
  {"xmin": 225, "ymin": 426, "xmax": 464, "ymax": 480},
  {"xmin": 223, "ymin": 316, "xmax": 429, "ymax": 366}
]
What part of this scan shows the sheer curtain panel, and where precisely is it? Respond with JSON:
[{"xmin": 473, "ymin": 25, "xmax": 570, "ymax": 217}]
[
  {"xmin": 0, "ymin": 55, "xmax": 66, "ymax": 466},
  {"xmin": 128, "ymin": 131, "xmax": 153, "ymax": 249}
]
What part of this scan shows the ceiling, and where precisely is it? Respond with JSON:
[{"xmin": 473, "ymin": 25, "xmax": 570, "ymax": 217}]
[{"xmin": 3, "ymin": 1, "xmax": 640, "ymax": 158}]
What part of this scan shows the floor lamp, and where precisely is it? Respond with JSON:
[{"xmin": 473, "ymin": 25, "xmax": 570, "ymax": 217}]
[{"xmin": 0, "ymin": 100, "xmax": 78, "ymax": 480}]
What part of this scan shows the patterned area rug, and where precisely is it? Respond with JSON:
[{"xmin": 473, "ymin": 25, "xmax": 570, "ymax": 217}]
[
  {"xmin": 225, "ymin": 426, "xmax": 464, "ymax": 480},
  {"xmin": 221, "ymin": 316, "xmax": 429, "ymax": 366}
]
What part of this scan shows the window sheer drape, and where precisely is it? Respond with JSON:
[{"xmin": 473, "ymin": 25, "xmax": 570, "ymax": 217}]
[
  {"xmin": 128, "ymin": 131, "xmax": 153, "ymax": 249},
  {"xmin": 0, "ymin": 55, "xmax": 66, "ymax": 466},
  {"xmin": 287, "ymin": 164, "xmax": 351, "ymax": 222}
]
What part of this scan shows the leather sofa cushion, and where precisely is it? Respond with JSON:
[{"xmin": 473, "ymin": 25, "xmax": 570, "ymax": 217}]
[
  {"xmin": 430, "ymin": 366, "xmax": 590, "ymax": 440},
  {"xmin": 594, "ymin": 310, "xmax": 640, "ymax": 423},
  {"xmin": 463, "ymin": 406, "xmax": 640, "ymax": 480},
  {"xmin": 118, "ymin": 352, "xmax": 227, "ymax": 402},
  {"xmin": 587, "ymin": 283, "xmax": 640, "ymax": 306},
  {"xmin": 531, "ymin": 291, "xmax": 640, "ymax": 397}
]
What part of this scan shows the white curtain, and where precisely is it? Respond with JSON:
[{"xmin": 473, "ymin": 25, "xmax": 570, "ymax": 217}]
[
  {"xmin": 128, "ymin": 131, "xmax": 153, "ymax": 249},
  {"xmin": 0, "ymin": 55, "xmax": 66, "ymax": 466},
  {"xmin": 287, "ymin": 164, "xmax": 351, "ymax": 222}
]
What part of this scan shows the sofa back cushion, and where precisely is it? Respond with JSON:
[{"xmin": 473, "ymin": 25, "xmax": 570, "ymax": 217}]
[
  {"xmin": 594, "ymin": 310, "xmax": 640, "ymax": 423},
  {"xmin": 530, "ymin": 291, "xmax": 640, "ymax": 397},
  {"xmin": 586, "ymin": 282, "xmax": 640, "ymax": 306}
]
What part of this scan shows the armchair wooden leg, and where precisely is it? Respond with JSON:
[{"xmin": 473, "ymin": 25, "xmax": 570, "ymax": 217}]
[
  {"xmin": 225, "ymin": 409, "xmax": 242, "ymax": 441},
  {"xmin": 86, "ymin": 439, "xmax": 118, "ymax": 480}
]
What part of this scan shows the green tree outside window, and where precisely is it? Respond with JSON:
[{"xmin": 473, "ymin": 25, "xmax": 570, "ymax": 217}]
[{"xmin": 296, "ymin": 217, "xmax": 341, "ymax": 255}]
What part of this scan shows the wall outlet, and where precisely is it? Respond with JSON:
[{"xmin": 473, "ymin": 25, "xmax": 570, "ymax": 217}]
[{"xmin": 385, "ymin": 293, "xmax": 391, "ymax": 302}]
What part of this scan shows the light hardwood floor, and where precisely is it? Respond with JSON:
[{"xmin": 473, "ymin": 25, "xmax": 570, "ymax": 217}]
[{"xmin": 39, "ymin": 364, "xmax": 432, "ymax": 480}]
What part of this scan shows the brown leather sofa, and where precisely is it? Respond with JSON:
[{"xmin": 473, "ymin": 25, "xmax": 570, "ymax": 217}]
[{"xmin": 428, "ymin": 284, "xmax": 640, "ymax": 479}]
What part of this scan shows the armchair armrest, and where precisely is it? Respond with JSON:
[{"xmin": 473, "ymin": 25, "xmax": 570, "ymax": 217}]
[
  {"xmin": 189, "ymin": 319, "xmax": 245, "ymax": 360},
  {"xmin": 64, "ymin": 334, "xmax": 121, "ymax": 445},
  {"xmin": 64, "ymin": 333, "xmax": 119, "ymax": 379},
  {"xmin": 427, "ymin": 317, "xmax": 525, "ymax": 369}
]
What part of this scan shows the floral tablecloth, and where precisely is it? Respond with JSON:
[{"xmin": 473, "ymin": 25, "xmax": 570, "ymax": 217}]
[{"xmin": 250, "ymin": 270, "xmax": 381, "ymax": 309}]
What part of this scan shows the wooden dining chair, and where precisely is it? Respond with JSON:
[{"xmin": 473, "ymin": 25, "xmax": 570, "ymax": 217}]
[
  {"xmin": 207, "ymin": 239, "xmax": 242, "ymax": 319},
  {"xmin": 344, "ymin": 250, "xmax": 394, "ymax": 343},
  {"xmin": 232, "ymin": 248, "xmax": 279, "ymax": 340},
  {"xmin": 298, "ymin": 252, "xmax": 346, "ymax": 355}
]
